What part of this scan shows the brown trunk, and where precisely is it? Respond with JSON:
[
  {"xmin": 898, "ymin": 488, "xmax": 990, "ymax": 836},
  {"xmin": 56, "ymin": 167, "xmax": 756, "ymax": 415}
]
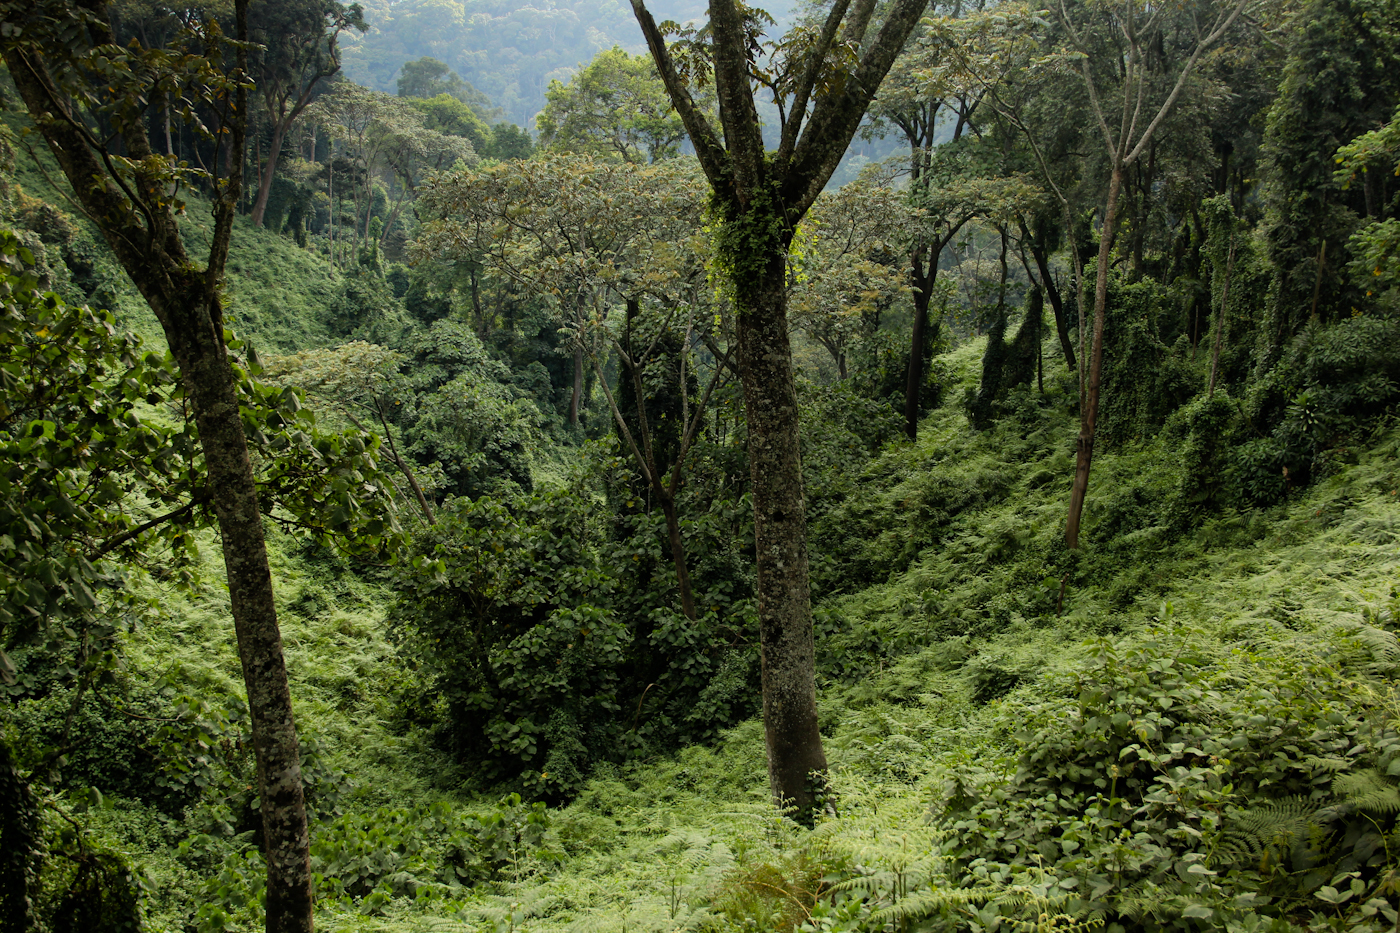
[
  {"xmin": 1065, "ymin": 164, "xmax": 1124, "ymax": 550},
  {"xmin": 251, "ymin": 120, "xmax": 290, "ymax": 228},
  {"xmin": 736, "ymin": 251, "xmax": 828, "ymax": 818},
  {"xmin": 570, "ymin": 345, "xmax": 584, "ymax": 425},
  {"xmin": 658, "ymin": 494, "xmax": 697, "ymax": 620},
  {"xmin": 1, "ymin": 12, "xmax": 315, "ymax": 930},
  {"xmin": 903, "ymin": 249, "xmax": 934, "ymax": 440},
  {"xmin": 362, "ymin": 403, "xmax": 435, "ymax": 525},
  {"xmin": 1027, "ymin": 232, "xmax": 1077, "ymax": 371}
]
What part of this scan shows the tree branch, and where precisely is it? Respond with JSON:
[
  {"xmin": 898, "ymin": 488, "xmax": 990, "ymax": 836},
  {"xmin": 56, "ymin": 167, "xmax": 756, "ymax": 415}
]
[{"xmin": 629, "ymin": 0, "xmax": 730, "ymax": 188}]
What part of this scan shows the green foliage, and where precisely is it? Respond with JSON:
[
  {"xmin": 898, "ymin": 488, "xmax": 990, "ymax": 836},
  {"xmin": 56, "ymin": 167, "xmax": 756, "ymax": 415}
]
[
  {"xmin": 1259, "ymin": 0, "xmax": 1400, "ymax": 349},
  {"xmin": 396, "ymin": 56, "xmax": 501, "ymax": 121},
  {"xmin": 1097, "ymin": 277, "xmax": 1201, "ymax": 449},
  {"xmin": 932, "ymin": 620, "xmax": 1400, "ymax": 932},
  {"xmin": 389, "ymin": 482, "xmax": 759, "ymax": 799},
  {"xmin": 537, "ymin": 47, "xmax": 695, "ymax": 163},
  {"xmin": 1232, "ymin": 315, "xmax": 1400, "ymax": 504}
]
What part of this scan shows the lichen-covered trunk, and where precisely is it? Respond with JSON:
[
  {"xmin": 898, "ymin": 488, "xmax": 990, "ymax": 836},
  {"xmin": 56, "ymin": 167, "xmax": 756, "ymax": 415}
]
[
  {"xmin": 1065, "ymin": 164, "xmax": 1124, "ymax": 550},
  {"xmin": 161, "ymin": 280, "xmax": 313, "ymax": 933},
  {"xmin": 735, "ymin": 249, "xmax": 828, "ymax": 820}
]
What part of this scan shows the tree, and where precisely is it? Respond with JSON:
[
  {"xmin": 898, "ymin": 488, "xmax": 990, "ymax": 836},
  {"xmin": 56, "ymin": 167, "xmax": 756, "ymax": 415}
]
[
  {"xmin": 248, "ymin": 0, "xmax": 366, "ymax": 228},
  {"xmin": 0, "ymin": 2, "xmax": 314, "ymax": 928},
  {"xmin": 628, "ymin": 0, "xmax": 930, "ymax": 818},
  {"xmin": 397, "ymin": 55, "xmax": 502, "ymax": 123},
  {"xmin": 537, "ymin": 46, "xmax": 700, "ymax": 163},
  {"xmin": 1050, "ymin": 0, "xmax": 1256, "ymax": 549},
  {"xmin": 417, "ymin": 156, "xmax": 728, "ymax": 620},
  {"xmin": 788, "ymin": 168, "xmax": 909, "ymax": 381},
  {"xmin": 311, "ymin": 81, "xmax": 475, "ymax": 260},
  {"xmin": 868, "ymin": 14, "xmax": 988, "ymax": 437},
  {"xmin": 1257, "ymin": 0, "xmax": 1400, "ymax": 361}
]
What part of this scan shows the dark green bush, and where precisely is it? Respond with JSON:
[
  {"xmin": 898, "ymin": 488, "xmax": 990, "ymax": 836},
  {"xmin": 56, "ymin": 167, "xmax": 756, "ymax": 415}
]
[{"xmin": 389, "ymin": 489, "xmax": 759, "ymax": 799}]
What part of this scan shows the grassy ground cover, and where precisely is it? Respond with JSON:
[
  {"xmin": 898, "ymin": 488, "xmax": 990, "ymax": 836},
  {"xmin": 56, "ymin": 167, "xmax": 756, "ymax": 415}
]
[{"xmin": 26, "ymin": 335, "xmax": 1395, "ymax": 932}]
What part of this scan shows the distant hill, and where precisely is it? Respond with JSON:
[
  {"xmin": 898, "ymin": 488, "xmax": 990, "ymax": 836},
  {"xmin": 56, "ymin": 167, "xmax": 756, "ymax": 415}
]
[{"xmin": 342, "ymin": 0, "xmax": 790, "ymax": 128}]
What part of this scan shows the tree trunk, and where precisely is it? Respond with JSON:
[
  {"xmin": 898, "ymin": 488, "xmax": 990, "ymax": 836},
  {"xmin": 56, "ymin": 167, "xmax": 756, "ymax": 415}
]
[
  {"xmin": 570, "ymin": 345, "xmax": 584, "ymax": 425},
  {"xmin": 251, "ymin": 118, "xmax": 290, "ymax": 228},
  {"xmin": 903, "ymin": 248, "xmax": 934, "ymax": 440},
  {"xmin": 736, "ymin": 250, "xmax": 828, "ymax": 819},
  {"xmin": 658, "ymin": 493, "xmax": 698, "ymax": 620},
  {"xmin": 165, "ymin": 280, "xmax": 313, "ymax": 933},
  {"xmin": 1027, "ymin": 234, "xmax": 1077, "ymax": 371},
  {"xmin": 1, "ymin": 14, "xmax": 315, "ymax": 931},
  {"xmin": 1208, "ymin": 230, "xmax": 1237, "ymax": 397},
  {"xmin": 1065, "ymin": 164, "xmax": 1124, "ymax": 549}
]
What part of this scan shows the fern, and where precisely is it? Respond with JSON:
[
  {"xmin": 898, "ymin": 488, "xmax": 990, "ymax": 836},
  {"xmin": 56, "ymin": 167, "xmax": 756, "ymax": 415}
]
[
  {"xmin": 1212, "ymin": 797, "xmax": 1323, "ymax": 867},
  {"xmin": 1334, "ymin": 768, "xmax": 1400, "ymax": 814},
  {"xmin": 867, "ymin": 885, "xmax": 999, "ymax": 923}
]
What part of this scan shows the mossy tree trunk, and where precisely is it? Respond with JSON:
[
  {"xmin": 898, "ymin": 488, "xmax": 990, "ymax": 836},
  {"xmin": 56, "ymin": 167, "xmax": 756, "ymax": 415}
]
[
  {"xmin": 629, "ymin": 0, "xmax": 929, "ymax": 819},
  {"xmin": 1, "ymin": 3, "xmax": 314, "ymax": 930}
]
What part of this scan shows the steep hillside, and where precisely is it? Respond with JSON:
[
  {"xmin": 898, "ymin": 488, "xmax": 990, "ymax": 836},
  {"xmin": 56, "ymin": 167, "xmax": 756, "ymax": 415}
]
[{"xmin": 17, "ymin": 338, "xmax": 1397, "ymax": 932}]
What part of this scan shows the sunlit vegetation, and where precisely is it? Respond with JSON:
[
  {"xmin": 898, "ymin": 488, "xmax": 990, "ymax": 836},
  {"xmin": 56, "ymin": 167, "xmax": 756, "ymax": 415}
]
[{"xmin": 2, "ymin": 0, "xmax": 1400, "ymax": 929}]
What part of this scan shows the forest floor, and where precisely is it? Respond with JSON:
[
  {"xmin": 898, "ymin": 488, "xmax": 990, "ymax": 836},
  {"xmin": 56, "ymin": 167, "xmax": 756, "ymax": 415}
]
[{"xmin": 64, "ymin": 340, "xmax": 1400, "ymax": 932}]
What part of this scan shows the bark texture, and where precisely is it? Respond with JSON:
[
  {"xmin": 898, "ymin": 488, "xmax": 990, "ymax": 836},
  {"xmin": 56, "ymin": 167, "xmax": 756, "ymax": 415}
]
[
  {"xmin": 737, "ymin": 252, "xmax": 828, "ymax": 811},
  {"xmin": 1065, "ymin": 165, "xmax": 1122, "ymax": 550},
  {"xmin": 630, "ymin": 0, "xmax": 929, "ymax": 819},
  {"xmin": 2, "ymin": 7, "xmax": 314, "ymax": 930}
]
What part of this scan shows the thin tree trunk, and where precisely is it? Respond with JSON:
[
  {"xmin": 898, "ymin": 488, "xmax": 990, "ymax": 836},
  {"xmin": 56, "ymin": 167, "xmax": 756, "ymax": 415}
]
[
  {"xmin": 570, "ymin": 345, "xmax": 584, "ymax": 425},
  {"xmin": 328, "ymin": 158, "xmax": 335, "ymax": 267},
  {"xmin": 903, "ymin": 250, "xmax": 933, "ymax": 440},
  {"xmin": 353, "ymin": 404, "xmax": 435, "ymax": 525},
  {"xmin": 1025, "ymin": 226, "xmax": 1077, "ymax": 371},
  {"xmin": 1065, "ymin": 163, "xmax": 1124, "ymax": 550},
  {"xmin": 658, "ymin": 494, "xmax": 697, "ymax": 619},
  {"xmin": 1208, "ymin": 229, "xmax": 1237, "ymax": 397}
]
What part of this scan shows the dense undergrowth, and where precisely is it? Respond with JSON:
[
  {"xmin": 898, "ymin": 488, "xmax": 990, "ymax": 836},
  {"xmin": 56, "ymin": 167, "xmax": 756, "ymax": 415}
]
[{"xmin": 8, "ymin": 332, "xmax": 1398, "ymax": 932}]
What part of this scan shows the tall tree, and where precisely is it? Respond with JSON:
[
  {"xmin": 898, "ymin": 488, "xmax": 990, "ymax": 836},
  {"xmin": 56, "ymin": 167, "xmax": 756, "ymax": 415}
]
[
  {"xmin": 418, "ymin": 156, "xmax": 725, "ymax": 619},
  {"xmin": 0, "ymin": 1, "xmax": 315, "ymax": 929},
  {"xmin": 868, "ymin": 16, "xmax": 984, "ymax": 438},
  {"xmin": 1257, "ymin": 0, "xmax": 1400, "ymax": 363},
  {"xmin": 248, "ymin": 0, "xmax": 365, "ymax": 228},
  {"xmin": 396, "ymin": 55, "xmax": 502, "ymax": 122},
  {"xmin": 537, "ymin": 46, "xmax": 705, "ymax": 163},
  {"xmin": 1053, "ymin": 0, "xmax": 1255, "ymax": 549},
  {"xmin": 628, "ymin": 0, "xmax": 929, "ymax": 818}
]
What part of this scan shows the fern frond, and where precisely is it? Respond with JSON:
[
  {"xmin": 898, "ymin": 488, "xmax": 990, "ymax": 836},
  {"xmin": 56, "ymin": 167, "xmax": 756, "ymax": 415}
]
[
  {"xmin": 1334, "ymin": 768, "xmax": 1400, "ymax": 814},
  {"xmin": 869, "ymin": 885, "xmax": 998, "ymax": 923}
]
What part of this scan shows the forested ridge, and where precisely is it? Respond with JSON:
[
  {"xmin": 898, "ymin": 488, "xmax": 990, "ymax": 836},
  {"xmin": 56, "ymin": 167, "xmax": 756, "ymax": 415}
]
[{"xmin": 2, "ymin": 0, "xmax": 1400, "ymax": 930}]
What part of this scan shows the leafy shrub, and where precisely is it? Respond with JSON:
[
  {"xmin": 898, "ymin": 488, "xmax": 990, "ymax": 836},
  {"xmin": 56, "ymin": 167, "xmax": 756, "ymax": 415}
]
[
  {"xmin": 1230, "ymin": 316, "xmax": 1400, "ymax": 505},
  {"xmin": 1097, "ymin": 279, "xmax": 1201, "ymax": 449},
  {"xmin": 193, "ymin": 794, "xmax": 559, "ymax": 929},
  {"xmin": 931, "ymin": 621, "xmax": 1400, "ymax": 932},
  {"xmin": 390, "ymin": 489, "xmax": 759, "ymax": 799}
]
